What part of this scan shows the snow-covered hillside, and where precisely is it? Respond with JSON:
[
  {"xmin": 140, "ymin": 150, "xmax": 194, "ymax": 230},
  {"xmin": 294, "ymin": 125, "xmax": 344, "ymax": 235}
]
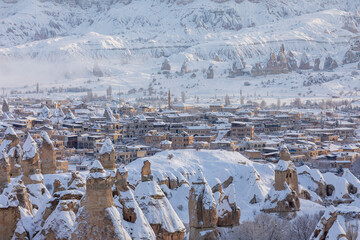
[{"xmin": 0, "ymin": 0, "xmax": 360, "ymax": 100}]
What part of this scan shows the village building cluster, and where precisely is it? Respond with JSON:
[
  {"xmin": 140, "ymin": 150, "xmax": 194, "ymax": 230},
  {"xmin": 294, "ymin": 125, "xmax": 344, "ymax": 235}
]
[{"xmin": 0, "ymin": 96, "xmax": 359, "ymax": 174}]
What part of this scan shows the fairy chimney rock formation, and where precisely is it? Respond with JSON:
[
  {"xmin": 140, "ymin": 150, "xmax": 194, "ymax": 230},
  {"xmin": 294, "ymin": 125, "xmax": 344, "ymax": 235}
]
[
  {"xmin": 114, "ymin": 166, "xmax": 157, "ymax": 239},
  {"xmin": 263, "ymin": 146, "xmax": 300, "ymax": 212},
  {"xmin": 279, "ymin": 145, "xmax": 291, "ymax": 161},
  {"xmin": 313, "ymin": 58, "xmax": 321, "ymax": 71},
  {"xmin": 180, "ymin": 61, "xmax": 188, "ymax": 74},
  {"xmin": 2, "ymin": 98, "xmax": 10, "ymax": 113},
  {"xmin": 115, "ymin": 166, "xmax": 128, "ymax": 192},
  {"xmin": 207, "ymin": 65, "xmax": 214, "ymax": 79},
  {"xmin": 0, "ymin": 183, "xmax": 33, "ymax": 240},
  {"xmin": 189, "ymin": 169, "xmax": 218, "ymax": 240},
  {"xmin": 0, "ymin": 150, "xmax": 10, "ymax": 192},
  {"xmin": 217, "ymin": 183, "xmax": 241, "ymax": 227},
  {"xmin": 323, "ymin": 56, "xmax": 338, "ymax": 71},
  {"xmin": 0, "ymin": 127, "xmax": 21, "ymax": 177},
  {"xmin": 53, "ymin": 178, "xmax": 66, "ymax": 194},
  {"xmin": 40, "ymin": 131, "xmax": 57, "ymax": 174},
  {"xmin": 287, "ymin": 51, "xmax": 298, "ymax": 70},
  {"xmin": 99, "ymin": 138, "xmax": 116, "ymax": 170},
  {"xmin": 299, "ymin": 53, "xmax": 311, "ymax": 70},
  {"xmin": 135, "ymin": 160, "xmax": 185, "ymax": 240},
  {"xmin": 251, "ymin": 62, "xmax": 264, "ymax": 77},
  {"xmin": 310, "ymin": 206, "xmax": 348, "ymax": 240},
  {"xmin": 21, "ymin": 134, "xmax": 43, "ymax": 185},
  {"xmin": 266, "ymin": 45, "xmax": 291, "ymax": 75},
  {"xmin": 161, "ymin": 58, "xmax": 171, "ymax": 71},
  {"xmin": 71, "ymin": 160, "xmax": 131, "ymax": 240},
  {"xmin": 141, "ymin": 160, "xmax": 153, "ymax": 182}
]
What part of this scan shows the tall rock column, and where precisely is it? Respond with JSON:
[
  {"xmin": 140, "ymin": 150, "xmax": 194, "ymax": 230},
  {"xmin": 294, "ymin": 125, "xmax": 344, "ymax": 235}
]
[
  {"xmin": 21, "ymin": 134, "xmax": 42, "ymax": 185},
  {"xmin": 114, "ymin": 166, "xmax": 156, "ymax": 239},
  {"xmin": 134, "ymin": 160, "xmax": 186, "ymax": 240},
  {"xmin": 71, "ymin": 160, "xmax": 131, "ymax": 240},
  {"xmin": 262, "ymin": 145, "xmax": 300, "ymax": 212},
  {"xmin": 40, "ymin": 131, "xmax": 57, "ymax": 174},
  {"xmin": 99, "ymin": 138, "xmax": 116, "ymax": 170},
  {"xmin": 189, "ymin": 169, "xmax": 218, "ymax": 240},
  {"xmin": 0, "ymin": 150, "xmax": 10, "ymax": 193},
  {"xmin": 0, "ymin": 127, "xmax": 22, "ymax": 177}
]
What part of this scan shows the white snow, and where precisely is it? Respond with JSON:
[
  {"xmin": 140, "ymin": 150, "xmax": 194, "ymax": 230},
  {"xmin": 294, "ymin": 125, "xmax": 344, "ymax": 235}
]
[
  {"xmin": 99, "ymin": 138, "xmax": 114, "ymax": 155},
  {"xmin": 22, "ymin": 134, "xmax": 38, "ymax": 161}
]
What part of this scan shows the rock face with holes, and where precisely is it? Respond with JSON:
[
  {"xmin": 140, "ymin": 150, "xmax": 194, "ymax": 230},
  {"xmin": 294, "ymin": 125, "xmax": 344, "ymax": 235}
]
[
  {"xmin": 189, "ymin": 169, "xmax": 218, "ymax": 240},
  {"xmin": 0, "ymin": 127, "xmax": 22, "ymax": 177},
  {"xmin": 263, "ymin": 146, "xmax": 300, "ymax": 213},
  {"xmin": 135, "ymin": 160, "xmax": 185, "ymax": 240},
  {"xmin": 216, "ymin": 183, "xmax": 241, "ymax": 227},
  {"xmin": 309, "ymin": 206, "xmax": 347, "ymax": 240},
  {"xmin": 40, "ymin": 131, "xmax": 57, "ymax": 175},
  {"xmin": 114, "ymin": 166, "xmax": 156, "ymax": 240},
  {"xmin": 71, "ymin": 160, "xmax": 131, "ymax": 240}
]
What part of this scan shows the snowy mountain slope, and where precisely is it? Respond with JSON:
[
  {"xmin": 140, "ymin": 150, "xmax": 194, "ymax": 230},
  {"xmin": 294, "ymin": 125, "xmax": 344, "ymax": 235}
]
[{"xmin": 0, "ymin": 0, "xmax": 360, "ymax": 99}]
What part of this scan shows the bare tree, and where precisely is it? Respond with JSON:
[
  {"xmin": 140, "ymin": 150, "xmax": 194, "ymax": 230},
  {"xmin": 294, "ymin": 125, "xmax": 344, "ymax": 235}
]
[{"xmin": 346, "ymin": 218, "xmax": 359, "ymax": 240}]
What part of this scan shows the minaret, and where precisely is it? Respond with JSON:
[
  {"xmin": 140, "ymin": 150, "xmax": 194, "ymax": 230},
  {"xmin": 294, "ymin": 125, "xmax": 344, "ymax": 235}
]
[{"xmin": 168, "ymin": 89, "xmax": 171, "ymax": 109}]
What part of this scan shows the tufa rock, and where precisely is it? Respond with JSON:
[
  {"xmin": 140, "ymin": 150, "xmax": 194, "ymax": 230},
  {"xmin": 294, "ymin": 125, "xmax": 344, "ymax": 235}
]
[
  {"xmin": 71, "ymin": 160, "xmax": 131, "ymax": 240},
  {"xmin": 135, "ymin": 161, "xmax": 185, "ymax": 240},
  {"xmin": 251, "ymin": 62, "xmax": 264, "ymax": 77},
  {"xmin": 216, "ymin": 184, "xmax": 240, "ymax": 227},
  {"xmin": 40, "ymin": 131, "xmax": 57, "ymax": 175},
  {"xmin": 299, "ymin": 53, "xmax": 312, "ymax": 70},
  {"xmin": 309, "ymin": 206, "xmax": 347, "ymax": 240},
  {"xmin": 0, "ymin": 127, "xmax": 22, "ymax": 177},
  {"xmin": 180, "ymin": 61, "xmax": 188, "ymax": 75},
  {"xmin": 343, "ymin": 49, "xmax": 359, "ymax": 64},
  {"xmin": 323, "ymin": 56, "xmax": 338, "ymax": 71},
  {"xmin": 287, "ymin": 51, "xmax": 298, "ymax": 70},
  {"xmin": 114, "ymin": 166, "xmax": 156, "ymax": 239},
  {"xmin": 0, "ymin": 150, "xmax": 10, "ymax": 192},
  {"xmin": 313, "ymin": 58, "xmax": 321, "ymax": 71},
  {"xmin": 99, "ymin": 138, "xmax": 116, "ymax": 170},
  {"xmin": 189, "ymin": 169, "xmax": 218, "ymax": 240},
  {"xmin": 161, "ymin": 58, "xmax": 171, "ymax": 71},
  {"xmin": 207, "ymin": 65, "xmax": 214, "ymax": 79}
]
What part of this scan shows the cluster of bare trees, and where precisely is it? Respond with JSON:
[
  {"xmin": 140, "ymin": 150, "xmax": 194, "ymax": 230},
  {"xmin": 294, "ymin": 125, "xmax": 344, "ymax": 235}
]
[
  {"xmin": 220, "ymin": 213, "xmax": 322, "ymax": 240},
  {"xmin": 220, "ymin": 212, "xmax": 359, "ymax": 240}
]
